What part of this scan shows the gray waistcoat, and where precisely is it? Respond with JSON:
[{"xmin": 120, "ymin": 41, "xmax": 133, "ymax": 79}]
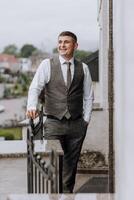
[{"xmin": 44, "ymin": 57, "xmax": 84, "ymax": 120}]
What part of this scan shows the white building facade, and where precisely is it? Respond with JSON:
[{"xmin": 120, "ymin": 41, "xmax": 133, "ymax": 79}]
[{"xmin": 98, "ymin": 0, "xmax": 134, "ymax": 198}]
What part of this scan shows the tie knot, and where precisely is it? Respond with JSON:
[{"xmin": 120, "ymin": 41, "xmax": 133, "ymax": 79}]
[{"xmin": 64, "ymin": 62, "xmax": 71, "ymax": 67}]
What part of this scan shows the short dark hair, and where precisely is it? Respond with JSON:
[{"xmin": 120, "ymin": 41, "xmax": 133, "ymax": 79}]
[{"xmin": 58, "ymin": 31, "xmax": 77, "ymax": 42}]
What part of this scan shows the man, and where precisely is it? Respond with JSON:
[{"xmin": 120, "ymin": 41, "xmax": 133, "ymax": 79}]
[{"xmin": 26, "ymin": 31, "xmax": 94, "ymax": 193}]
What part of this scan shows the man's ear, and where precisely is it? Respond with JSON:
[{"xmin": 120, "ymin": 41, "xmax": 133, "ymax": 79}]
[{"xmin": 74, "ymin": 42, "xmax": 78, "ymax": 50}]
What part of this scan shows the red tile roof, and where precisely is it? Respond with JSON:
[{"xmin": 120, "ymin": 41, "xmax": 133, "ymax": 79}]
[{"xmin": 0, "ymin": 54, "xmax": 18, "ymax": 63}]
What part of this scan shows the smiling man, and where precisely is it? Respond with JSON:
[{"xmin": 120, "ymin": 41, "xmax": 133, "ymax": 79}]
[{"xmin": 26, "ymin": 31, "xmax": 94, "ymax": 193}]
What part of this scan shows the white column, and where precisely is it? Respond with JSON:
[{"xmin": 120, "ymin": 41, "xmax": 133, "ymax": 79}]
[
  {"xmin": 113, "ymin": 0, "xmax": 134, "ymax": 199},
  {"xmin": 98, "ymin": 0, "xmax": 109, "ymax": 109}
]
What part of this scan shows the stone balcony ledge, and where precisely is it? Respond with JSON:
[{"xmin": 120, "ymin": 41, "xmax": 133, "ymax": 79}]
[{"xmin": 7, "ymin": 194, "xmax": 114, "ymax": 200}]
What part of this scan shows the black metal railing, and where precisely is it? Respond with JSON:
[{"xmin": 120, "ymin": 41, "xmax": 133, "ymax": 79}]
[{"xmin": 27, "ymin": 106, "xmax": 62, "ymax": 193}]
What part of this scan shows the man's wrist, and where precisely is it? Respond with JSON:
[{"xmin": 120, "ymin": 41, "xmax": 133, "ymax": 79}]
[
  {"xmin": 27, "ymin": 106, "xmax": 37, "ymax": 111},
  {"xmin": 84, "ymin": 120, "xmax": 89, "ymax": 126},
  {"xmin": 83, "ymin": 116, "xmax": 89, "ymax": 124}
]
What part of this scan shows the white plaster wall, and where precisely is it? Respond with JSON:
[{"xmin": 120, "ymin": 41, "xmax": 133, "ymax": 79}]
[
  {"xmin": 83, "ymin": 109, "xmax": 109, "ymax": 162},
  {"xmin": 113, "ymin": 0, "xmax": 134, "ymax": 199},
  {"xmin": 85, "ymin": 0, "xmax": 109, "ymax": 161},
  {"xmin": 93, "ymin": 82, "xmax": 100, "ymax": 103},
  {"xmin": 98, "ymin": 0, "xmax": 109, "ymax": 109}
]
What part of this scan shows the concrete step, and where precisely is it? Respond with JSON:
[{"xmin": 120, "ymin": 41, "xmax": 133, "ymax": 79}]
[{"xmin": 76, "ymin": 175, "xmax": 108, "ymax": 193}]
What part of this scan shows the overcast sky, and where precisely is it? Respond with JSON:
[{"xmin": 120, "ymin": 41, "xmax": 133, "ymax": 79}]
[{"xmin": 0, "ymin": 0, "xmax": 99, "ymax": 53}]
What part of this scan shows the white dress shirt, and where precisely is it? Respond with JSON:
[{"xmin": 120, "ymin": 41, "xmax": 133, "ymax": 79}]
[{"xmin": 27, "ymin": 55, "xmax": 94, "ymax": 123}]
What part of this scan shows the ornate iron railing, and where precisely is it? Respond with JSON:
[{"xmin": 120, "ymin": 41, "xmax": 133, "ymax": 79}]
[{"xmin": 27, "ymin": 106, "xmax": 62, "ymax": 193}]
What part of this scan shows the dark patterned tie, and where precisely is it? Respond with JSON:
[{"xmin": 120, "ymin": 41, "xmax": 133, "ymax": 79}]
[
  {"xmin": 64, "ymin": 62, "xmax": 71, "ymax": 119},
  {"xmin": 66, "ymin": 62, "xmax": 71, "ymax": 89}
]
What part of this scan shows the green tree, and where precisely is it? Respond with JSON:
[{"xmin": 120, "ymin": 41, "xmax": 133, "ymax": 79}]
[
  {"xmin": 53, "ymin": 47, "xmax": 58, "ymax": 53},
  {"xmin": 74, "ymin": 50, "xmax": 92, "ymax": 61},
  {"xmin": 18, "ymin": 73, "xmax": 31, "ymax": 93},
  {"xmin": 52, "ymin": 48, "xmax": 92, "ymax": 61},
  {"xmin": 20, "ymin": 44, "xmax": 37, "ymax": 58},
  {"xmin": 3, "ymin": 44, "xmax": 18, "ymax": 56}
]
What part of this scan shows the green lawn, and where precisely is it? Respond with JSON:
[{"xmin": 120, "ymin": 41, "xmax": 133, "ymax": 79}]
[{"xmin": 0, "ymin": 127, "xmax": 22, "ymax": 140}]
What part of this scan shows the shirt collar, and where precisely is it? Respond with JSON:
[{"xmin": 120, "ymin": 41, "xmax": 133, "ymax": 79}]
[{"xmin": 59, "ymin": 55, "xmax": 74, "ymax": 65}]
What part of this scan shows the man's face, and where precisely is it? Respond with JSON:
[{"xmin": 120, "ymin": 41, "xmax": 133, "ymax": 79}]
[{"xmin": 57, "ymin": 36, "xmax": 78, "ymax": 59}]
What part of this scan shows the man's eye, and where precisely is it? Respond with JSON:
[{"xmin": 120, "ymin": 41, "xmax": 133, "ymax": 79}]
[{"xmin": 65, "ymin": 41, "xmax": 70, "ymax": 44}]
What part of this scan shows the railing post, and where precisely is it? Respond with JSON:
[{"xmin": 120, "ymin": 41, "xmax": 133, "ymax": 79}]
[
  {"xmin": 40, "ymin": 159, "xmax": 46, "ymax": 193},
  {"xmin": 27, "ymin": 128, "xmax": 34, "ymax": 193},
  {"xmin": 59, "ymin": 154, "xmax": 63, "ymax": 193},
  {"xmin": 37, "ymin": 155, "xmax": 41, "ymax": 193},
  {"xmin": 27, "ymin": 128, "xmax": 30, "ymax": 193}
]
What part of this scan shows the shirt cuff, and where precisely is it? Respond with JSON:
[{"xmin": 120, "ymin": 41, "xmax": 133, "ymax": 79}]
[
  {"xmin": 27, "ymin": 106, "xmax": 37, "ymax": 111},
  {"xmin": 83, "ymin": 114, "xmax": 91, "ymax": 124}
]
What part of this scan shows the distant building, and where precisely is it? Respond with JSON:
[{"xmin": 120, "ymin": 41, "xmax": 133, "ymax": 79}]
[
  {"xmin": 0, "ymin": 54, "xmax": 20, "ymax": 73},
  {"xmin": 30, "ymin": 51, "xmax": 51, "ymax": 73},
  {"xmin": 19, "ymin": 58, "xmax": 32, "ymax": 72},
  {"xmin": 82, "ymin": 50, "xmax": 99, "ymax": 82},
  {"xmin": 81, "ymin": 51, "xmax": 100, "ymax": 104}
]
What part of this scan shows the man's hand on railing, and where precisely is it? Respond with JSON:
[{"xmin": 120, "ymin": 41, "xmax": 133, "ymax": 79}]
[
  {"xmin": 26, "ymin": 109, "xmax": 39, "ymax": 119},
  {"xmin": 26, "ymin": 106, "xmax": 44, "ymax": 139}
]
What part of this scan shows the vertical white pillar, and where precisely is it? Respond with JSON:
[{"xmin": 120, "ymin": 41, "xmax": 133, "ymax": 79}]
[
  {"xmin": 113, "ymin": 0, "xmax": 134, "ymax": 199},
  {"xmin": 98, "ymin": 0, "xmax": 109, "ymax": 109}
]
